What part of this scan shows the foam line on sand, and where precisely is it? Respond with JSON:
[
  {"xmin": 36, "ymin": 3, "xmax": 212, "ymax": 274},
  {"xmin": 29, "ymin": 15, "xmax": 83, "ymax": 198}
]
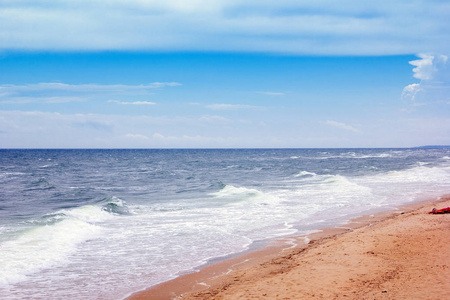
[{"xmin": 128, "ymin": 195, "xmax": 450, "ymax": 300}]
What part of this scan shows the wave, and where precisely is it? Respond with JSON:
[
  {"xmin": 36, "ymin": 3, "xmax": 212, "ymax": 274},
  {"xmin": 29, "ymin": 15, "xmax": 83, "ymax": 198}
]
[
  {"xmin": 352, "ymin": 153, "xmax": 392, "ymax": 159},
  {"xmin": 209, "ymin": 185, "xmax": 280, "ymax": 206},
  {"xmin": 370, "ymin": 164, "xmax": 450, "ymax": 184},
  {"xmin": 0, "ymin": 201, "xmax": 124, "ymax": 286},
  {"xmin": 289, "ymin": 152, "xmax": 393, "ymax": 160},
  {"xmin": 210, "ymin": 185, "xmax": 260, "ymax": 198},
  {"xmin": 294, "ymin": 171, "xmax": 317, "ymax": 178},
  {"xmin": 0, "ymin": 171, "xmax": 26, "ymax": 178},
  {"xmin": 329, "ymin": 152, "xmax": 392, "ymax": 159},
  {"xmin": 307, "ymin": 174, "xmax": 373, "ymax": 200},
  {"xmin": 99, "ymin": 196, "xmax": 131, "ymax": 215}
]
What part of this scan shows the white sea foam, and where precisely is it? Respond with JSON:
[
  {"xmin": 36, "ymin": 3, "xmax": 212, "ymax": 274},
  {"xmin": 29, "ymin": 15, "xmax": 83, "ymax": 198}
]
[
  {"xmin": 294, "ymin": 171, "xmax": 317, "ymax": 178},
  {"xmin": 289, "ymin": 174, "xmax": 374, "ymax": 208},
  {"xmin": 209, "ymin": 185, "xmax": 281, "ymax": 206},
  {"xmin": 287, "ymin": 151, "xmax": 393, "ymax": 160},
  {"xmin": 293, "ymin": 152, "xmax": 394, "ymax": 160},
  {"xmin": 334, "ymin": 152, "xmax": 393, "ymax": 159},
  {"xmin": 210, "ymin": 185, "xmax": 261, "ymax": 198},
  {"xmin": 0, "ymin": 172, "xmax": 26, "ymax": 177},
  {"xmin": 0, "ymin": 206, "xmax": 107, "ymax": 286},
  {"xmin": 355, "ymin": 153, "xmax": 391, "ymax": 159},
  {"xmin": 375, "ymin": 165, "xmax": 449, "ymax": 183},
  {"xmin": 349, "ymin": 164, "xmax": 450, "ymax": 209},
  {"xmin": 63, "ymin": 205, "xmax": 114, "ymax": 223}
]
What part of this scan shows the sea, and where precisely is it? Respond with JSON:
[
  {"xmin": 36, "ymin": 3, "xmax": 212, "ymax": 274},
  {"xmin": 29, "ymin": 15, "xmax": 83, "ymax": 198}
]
[{"xmin": 0, "ymin": 148, "xmax": 449, "ymax": 299}]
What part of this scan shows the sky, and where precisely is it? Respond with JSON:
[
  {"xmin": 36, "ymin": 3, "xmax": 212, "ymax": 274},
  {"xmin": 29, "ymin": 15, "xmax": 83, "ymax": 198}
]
[{"xmin": 0, "ymin": 0, "xmax": 449, "ymax": 148}]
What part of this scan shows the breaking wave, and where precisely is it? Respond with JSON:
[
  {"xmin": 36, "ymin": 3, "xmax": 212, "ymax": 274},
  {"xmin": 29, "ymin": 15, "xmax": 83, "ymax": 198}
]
[{"xmin": 0, "ymin": 199, "xmax": 126, "ymax": 286}]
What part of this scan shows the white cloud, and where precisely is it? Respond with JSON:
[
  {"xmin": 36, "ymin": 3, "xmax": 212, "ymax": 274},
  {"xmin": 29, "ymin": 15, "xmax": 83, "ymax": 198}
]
[
  {"xmin": 206, "ymin": 104, "xmax": 263, "ymax": 110},
  {"xmin": 402, "ymin": 53, "xmax": 449, "ymax": 103},
  {"xmin": 409, "ymin": 54, "xmax": 435, "ymax": 80},
  {"xmin": 125, "ymin": 133, "xmax": 149, "ymax": 140},
  {"xmin": 0, "ymin": 82, "xmax": 181, "ymax": 94},
  {"xmin": 2, "ymin": 109, "xmax": 449, "ymax": 148},
  {"xmin": 148, "ymin": 82, "xmax": 182, "ymax": 88},
  {"xmin": 401, "ymin": 83, "xmax": 422, "ymax": 102},
  {"xmin": 198, "ymin": 115, "xmax": 232, "ymax": 123},
  {"xmin": 150, "ymin": 132, "xmax": 227, "ymax": 143},
  {"xmin": 0, "ymin": 82, "xmax": 180, "ymax": 105},
  {"xmin": 108, "ymin": 100, "xmax": 156, "ymax": 105},
  {"xmin": 257, "ymin": 92, "xmax": 286, "ymax": 96},
  {"xmin": 1, "ymin": 96, "xmax": 86, "ymax": 104},
  {"xmin": 152, "ymin": 133, "xmax": 166, "ymax": 140},
  {"xmin": 325, "ymin": 120, "xmax": 360, "ymax": 133},
  {"xmin": 437, "ymin": 55, "xmax": 448, "ymax": 65},
  {"xmin": 0, "ymin": 110, "xmax": 212, "ymax": 147},
  {"xmin": 1, "ymin": 1, "xmax": 449, "ymax": 54}
]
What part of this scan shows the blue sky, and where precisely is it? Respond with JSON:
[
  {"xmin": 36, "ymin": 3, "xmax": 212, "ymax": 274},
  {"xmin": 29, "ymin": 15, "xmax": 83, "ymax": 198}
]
[{"xmin": 0, "ymin": 1, "xmax": 449, "ymax": 148}]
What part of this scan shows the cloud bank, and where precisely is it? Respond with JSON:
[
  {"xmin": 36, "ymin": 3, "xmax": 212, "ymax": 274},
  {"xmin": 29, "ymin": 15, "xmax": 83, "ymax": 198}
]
[
  {"xmin": 1, "ymin": 0, "xmax": 449, "ymax": 55},
  {"xmin": 2, "ymin": 109, "xmax": 448, "ymax": 148}
]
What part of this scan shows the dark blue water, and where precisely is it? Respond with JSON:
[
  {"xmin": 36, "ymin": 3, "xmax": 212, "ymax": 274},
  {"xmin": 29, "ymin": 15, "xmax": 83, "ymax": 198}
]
[{"xmin": 1, "ymin": 148, "xmax": 445, "ymax": 220}]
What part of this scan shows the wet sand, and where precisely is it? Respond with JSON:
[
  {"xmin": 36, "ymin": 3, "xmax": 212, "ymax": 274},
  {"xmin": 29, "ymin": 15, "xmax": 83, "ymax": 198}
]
[{"xmin": 128, "ymin": 195, "xmax": 450, "ymax": 300}]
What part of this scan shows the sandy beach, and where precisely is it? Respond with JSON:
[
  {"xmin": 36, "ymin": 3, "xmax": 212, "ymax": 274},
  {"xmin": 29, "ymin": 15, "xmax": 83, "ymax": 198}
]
[{"xmin": 129, "ymin": 195, "xmax": 450, "ymax": 300}]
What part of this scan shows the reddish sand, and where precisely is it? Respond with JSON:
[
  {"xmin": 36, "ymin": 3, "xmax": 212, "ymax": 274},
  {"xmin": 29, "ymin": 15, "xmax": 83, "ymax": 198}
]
[{"xmin": 129, "ymin": 195, "xmax": 450, "ymax": 300}]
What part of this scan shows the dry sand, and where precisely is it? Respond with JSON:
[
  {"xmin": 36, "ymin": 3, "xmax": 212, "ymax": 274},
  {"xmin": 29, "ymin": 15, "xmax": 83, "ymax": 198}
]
[{"xmin": 129, "ymin": 195, "xmax": 450, "ymax": 300}]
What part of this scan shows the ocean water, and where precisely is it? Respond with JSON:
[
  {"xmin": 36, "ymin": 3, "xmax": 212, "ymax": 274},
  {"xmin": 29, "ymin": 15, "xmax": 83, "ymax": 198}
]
[{"xmin": 0, "ymin": 148, "xmax": 449, "ymax": 299}]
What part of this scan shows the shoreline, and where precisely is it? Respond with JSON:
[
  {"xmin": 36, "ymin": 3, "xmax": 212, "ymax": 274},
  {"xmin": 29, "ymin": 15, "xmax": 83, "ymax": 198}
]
[{"xmin": 127, "ymin": 195, "xmax": 450, "ymax": 299}]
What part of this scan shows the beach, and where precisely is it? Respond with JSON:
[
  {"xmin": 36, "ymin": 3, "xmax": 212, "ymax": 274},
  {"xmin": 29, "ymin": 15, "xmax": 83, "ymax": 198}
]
[{"xmin": 129, "ymin": 195, "xmax": 450, "ymax": 300}]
